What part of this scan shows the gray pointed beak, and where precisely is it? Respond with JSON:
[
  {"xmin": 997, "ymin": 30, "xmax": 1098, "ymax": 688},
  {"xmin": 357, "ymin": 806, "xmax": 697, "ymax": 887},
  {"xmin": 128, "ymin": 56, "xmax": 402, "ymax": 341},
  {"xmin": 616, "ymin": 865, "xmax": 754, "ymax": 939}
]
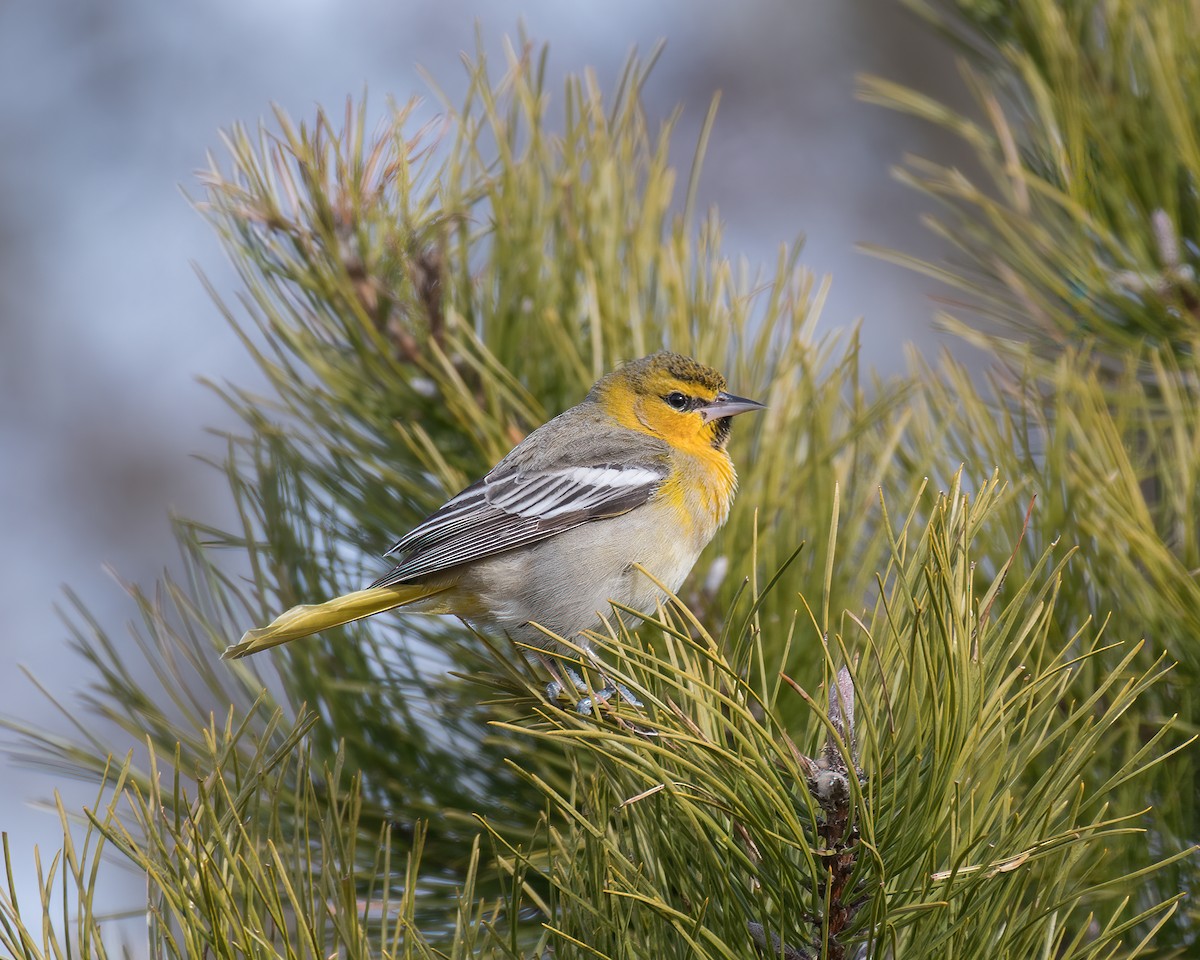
[{"xmin": 698, "ymin": 390, "xmax": 766, "ymax": 423}]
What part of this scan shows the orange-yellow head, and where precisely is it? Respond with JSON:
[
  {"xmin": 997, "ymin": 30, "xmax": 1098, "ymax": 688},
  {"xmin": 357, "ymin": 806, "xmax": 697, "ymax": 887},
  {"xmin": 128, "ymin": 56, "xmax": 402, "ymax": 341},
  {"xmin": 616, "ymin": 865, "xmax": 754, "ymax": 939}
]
[{"xmin": 591, "ymin": 352, "xmax": 764, "ymax": 455}]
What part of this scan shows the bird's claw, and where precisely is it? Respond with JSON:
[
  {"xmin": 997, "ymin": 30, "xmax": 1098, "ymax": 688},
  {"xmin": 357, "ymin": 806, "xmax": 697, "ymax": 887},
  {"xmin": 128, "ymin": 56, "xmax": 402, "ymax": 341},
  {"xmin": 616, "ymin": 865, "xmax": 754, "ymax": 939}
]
[
  {"xmin": 543, "ymin": 659, "xmax": 641, "ymax": 714},
  {"xmin": 575, "ymin": 679, "xmax": 643, "ymax": 716},
  {"xmin": 546, "ymin": 663, "xmax": 591, "ymax": 702}
]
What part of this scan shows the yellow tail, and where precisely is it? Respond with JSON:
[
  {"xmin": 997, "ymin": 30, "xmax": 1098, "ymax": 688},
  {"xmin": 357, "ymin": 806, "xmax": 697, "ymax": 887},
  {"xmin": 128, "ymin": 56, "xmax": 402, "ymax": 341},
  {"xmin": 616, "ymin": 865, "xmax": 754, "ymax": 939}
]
[{"xmin": 222, "ymin": 584, "xmax": 450, "ymax": 660}]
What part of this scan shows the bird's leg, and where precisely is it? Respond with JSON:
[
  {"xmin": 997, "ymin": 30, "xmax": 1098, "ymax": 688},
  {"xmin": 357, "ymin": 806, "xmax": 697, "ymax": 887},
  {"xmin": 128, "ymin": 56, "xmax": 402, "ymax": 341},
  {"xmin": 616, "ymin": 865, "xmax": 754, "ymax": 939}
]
[
  {"xmin": 534, "ymin": 642, "xmax": 642, "ymax": 715},
  {"xmin": 540, "ymin": 654, "xmax": 590, "ymax": 702},
  {"xmin": 564, "ymin": 617, "xmax": 644, "ymax": 714},
  {"xmin": 575, "ymin": 678, "xmax": 644, "ymax": 715},
  {"xmin": 575, "ymin": 650, "xmax": 643, "ymax": 715}
]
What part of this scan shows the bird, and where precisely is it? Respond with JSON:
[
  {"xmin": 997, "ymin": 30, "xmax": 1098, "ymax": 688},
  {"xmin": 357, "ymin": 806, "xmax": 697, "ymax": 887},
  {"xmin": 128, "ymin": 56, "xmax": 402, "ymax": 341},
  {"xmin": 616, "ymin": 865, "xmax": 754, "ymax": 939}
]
[{"xmin": 223, "ymin": 351, "xmax": 764, "ymax": 712}]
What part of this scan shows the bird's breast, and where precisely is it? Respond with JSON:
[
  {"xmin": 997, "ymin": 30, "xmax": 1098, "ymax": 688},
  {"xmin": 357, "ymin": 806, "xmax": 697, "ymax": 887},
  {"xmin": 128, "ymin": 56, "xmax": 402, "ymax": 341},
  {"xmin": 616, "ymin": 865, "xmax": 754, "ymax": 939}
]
[
  {"xmin": 652, "ymin": 446, "xmax": 738, "ymax": 544},
  {"xmin": 433, "ymin": 449, "xmax": 738, "ymax": 650}
]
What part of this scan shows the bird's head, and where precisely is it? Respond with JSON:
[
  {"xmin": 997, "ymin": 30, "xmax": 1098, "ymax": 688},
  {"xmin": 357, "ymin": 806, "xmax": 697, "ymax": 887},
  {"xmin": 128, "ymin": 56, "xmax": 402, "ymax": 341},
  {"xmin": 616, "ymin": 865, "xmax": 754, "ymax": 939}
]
[{"xmin": 592, "ymin": 352, "xmax": 765, "ymax": 452}]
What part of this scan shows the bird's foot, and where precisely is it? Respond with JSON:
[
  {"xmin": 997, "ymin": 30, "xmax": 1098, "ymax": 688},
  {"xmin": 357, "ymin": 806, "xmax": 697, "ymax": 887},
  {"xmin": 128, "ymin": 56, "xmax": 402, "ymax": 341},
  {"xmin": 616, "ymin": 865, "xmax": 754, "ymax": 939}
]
[
  {"xmin": 576, "ymin": 678, "xmax": 643, "ymax": 716},
  {"xmin": 542, "ymin": 659, "xmax": 642, "ymax": 715},
  {"xmin": 545, "ymin": 663, "xmax": 591, "ymax": 701}
]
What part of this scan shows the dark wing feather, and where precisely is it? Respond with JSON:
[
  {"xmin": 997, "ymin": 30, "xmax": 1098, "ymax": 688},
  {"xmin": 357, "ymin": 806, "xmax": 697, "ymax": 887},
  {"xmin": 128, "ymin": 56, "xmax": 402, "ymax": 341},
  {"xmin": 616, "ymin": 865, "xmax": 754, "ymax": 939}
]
[{"xmin": 371, "ymin": 462, "xmax": 666, "ymax": 586}]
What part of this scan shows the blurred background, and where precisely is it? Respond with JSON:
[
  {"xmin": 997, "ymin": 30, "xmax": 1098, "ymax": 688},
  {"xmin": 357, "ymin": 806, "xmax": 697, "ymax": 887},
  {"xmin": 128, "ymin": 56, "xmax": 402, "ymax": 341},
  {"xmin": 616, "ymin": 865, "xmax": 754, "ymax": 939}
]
[{"xmin": 0, "ymin": 0, "xmax": 968, "ymax": 934}]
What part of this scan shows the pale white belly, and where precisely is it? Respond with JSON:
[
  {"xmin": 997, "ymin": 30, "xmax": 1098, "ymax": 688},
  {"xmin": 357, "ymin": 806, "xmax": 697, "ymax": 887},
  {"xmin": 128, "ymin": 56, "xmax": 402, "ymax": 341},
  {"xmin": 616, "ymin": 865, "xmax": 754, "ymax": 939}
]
[{"xmin": 451, "ymin": 499, "xmax": 706, "ymax": 651}]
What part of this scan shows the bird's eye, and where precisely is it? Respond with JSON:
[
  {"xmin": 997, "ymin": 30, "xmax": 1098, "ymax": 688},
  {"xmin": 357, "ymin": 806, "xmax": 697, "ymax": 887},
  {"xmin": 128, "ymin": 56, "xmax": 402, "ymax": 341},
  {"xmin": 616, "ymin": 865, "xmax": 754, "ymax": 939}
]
[{"xmin": 665, "ymin": 391, "xmax": 690, "ymax": 411}]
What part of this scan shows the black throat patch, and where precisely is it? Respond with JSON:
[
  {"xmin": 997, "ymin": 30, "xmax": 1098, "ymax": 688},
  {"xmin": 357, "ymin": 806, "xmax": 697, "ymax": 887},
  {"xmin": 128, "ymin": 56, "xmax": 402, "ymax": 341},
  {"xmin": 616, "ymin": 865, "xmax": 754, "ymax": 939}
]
[{"xmin": 711, "ymin": 415, "xmax": 732, "ymax": 449}]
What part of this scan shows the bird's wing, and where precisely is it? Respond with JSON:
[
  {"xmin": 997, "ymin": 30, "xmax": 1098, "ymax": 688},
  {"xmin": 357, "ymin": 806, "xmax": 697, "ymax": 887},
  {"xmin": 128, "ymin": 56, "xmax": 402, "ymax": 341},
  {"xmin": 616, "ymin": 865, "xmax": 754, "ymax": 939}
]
[{"xmin": 372, "ymin": 462, "xmax": 667, "ymax": 586}]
